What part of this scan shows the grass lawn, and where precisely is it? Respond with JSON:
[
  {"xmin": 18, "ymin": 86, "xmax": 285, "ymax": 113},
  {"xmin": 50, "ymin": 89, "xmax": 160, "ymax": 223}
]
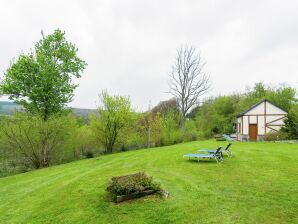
[{"xmin": 0, "ymin": 140, "xmax": 297, "ymax": 224}]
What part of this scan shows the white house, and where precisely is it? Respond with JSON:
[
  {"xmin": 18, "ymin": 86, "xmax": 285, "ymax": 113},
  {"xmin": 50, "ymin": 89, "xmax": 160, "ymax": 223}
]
[{"xmin": 235, "ymin": 99, "xmax": 287, "ymax": 141}]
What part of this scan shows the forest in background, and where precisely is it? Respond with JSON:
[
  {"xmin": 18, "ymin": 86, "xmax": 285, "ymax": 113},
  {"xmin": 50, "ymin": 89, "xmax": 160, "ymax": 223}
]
[{"xmin": 1, "ymin": 82, "xmax": 297, "ymax": 177}]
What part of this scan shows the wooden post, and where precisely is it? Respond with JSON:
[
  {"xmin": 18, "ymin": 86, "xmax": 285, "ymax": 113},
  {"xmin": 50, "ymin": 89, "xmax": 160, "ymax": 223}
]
[{"xmin": 241, "ymin": 116, "xmax": 243, "ymax": 135}]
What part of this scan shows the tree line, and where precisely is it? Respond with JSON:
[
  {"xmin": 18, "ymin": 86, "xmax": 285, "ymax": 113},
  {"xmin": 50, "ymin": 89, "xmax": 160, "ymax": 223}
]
[
  {"xmin": 192, "ymin": 83, "xmax": 298, "ymax": 139},
  {"xmin": 0, "ymin": 30, "xmax": 297, "ymax": 177}
]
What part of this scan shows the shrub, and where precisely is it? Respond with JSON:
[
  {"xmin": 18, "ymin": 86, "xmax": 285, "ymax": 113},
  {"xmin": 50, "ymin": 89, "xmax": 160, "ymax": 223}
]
[
  {"xmin": 281, "ymin": 106, "xmax": 298, "ymax": 139},
  {"xmin": 106, "ymin": 172, "xmax": 161, "ymax": 196},
  {"xmin": 75, "ymin": 125, "xmax": 101, "ymax": 157},
  {"xmin": 264, "ymin": 131, "xmax": 288, "ymax": 141},
  {"xmin": 0, "ymin": 112, "xmax": 78, "ymax": 169},
  {"xmin": 182, "ymin": 120, "xmax": 198, "ymax": 142},
  {"xmin": 160, "ymin": 108, "xmax": 183, "ymax": 146}
]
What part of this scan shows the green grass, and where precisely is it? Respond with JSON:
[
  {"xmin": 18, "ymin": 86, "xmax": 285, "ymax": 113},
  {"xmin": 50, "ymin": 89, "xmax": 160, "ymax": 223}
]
[{"xmin": 0, "ymin": 140, "xmax": 297, "ymax": 224}]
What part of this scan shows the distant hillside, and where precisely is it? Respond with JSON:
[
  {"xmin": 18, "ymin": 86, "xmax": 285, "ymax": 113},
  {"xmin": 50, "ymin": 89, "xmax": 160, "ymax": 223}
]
[
  {"xmin": 0, "ymin": 101, "xmax": 22, "ymax": 115},
  {"xmin": 71, "ymin": 108, "xmax": 97, "ymax": 118},
  {"xmin": 0, "ymin": 101, "xmax": 96, "ymax": 118}
]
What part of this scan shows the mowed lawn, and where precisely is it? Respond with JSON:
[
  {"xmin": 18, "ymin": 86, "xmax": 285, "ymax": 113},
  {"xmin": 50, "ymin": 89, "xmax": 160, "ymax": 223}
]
[{"xmin": 0, "ymin": 141, "xmax": 297, "ymax": 224}]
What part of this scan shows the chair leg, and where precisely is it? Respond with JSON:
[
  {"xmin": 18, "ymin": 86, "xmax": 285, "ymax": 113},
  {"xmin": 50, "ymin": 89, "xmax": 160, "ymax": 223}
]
[
  {"xmin": 215, "ymin": 157, "xmax": 219, "ymax": 163},
  {"xmin": 227, "ymin": 150, "xmax": 232, "ymax": 157}
]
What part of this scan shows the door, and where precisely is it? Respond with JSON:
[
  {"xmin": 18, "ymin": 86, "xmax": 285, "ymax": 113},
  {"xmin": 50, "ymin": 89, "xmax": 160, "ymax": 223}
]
[{"xmin": 249, "ymin": 124, "xmax": 257, "ymax": 141}]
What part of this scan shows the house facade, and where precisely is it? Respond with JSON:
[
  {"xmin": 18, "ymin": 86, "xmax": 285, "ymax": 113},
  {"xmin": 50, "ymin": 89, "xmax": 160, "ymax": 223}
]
[{"xmin": 235, "ymin": 99, "xmax": 287, "ymax": 141}]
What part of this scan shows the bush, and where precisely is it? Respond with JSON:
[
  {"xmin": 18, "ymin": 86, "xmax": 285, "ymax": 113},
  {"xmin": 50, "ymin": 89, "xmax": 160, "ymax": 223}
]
[
  {"xmin": 106, "ymin": 172, "xmax": 161, "ymax": 196},
  {"xmin": 75, "ymin": 125, "xmax": 102, "ymax": 157},
  {"xmin": 264, "ymin": 131, "xmax": 288, "ymax": 141},
  {"xmin": 281, "ymin": 106, "xmax": 298, "ymax": 139},
  {"xmin": 0, "ymin": 112, "xmax": 79, "ymax": 169}
]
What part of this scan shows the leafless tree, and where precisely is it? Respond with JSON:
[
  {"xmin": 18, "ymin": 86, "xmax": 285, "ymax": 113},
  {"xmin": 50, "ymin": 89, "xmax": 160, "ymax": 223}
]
[{"xmin": 169, "ymin": 45, "xmax": 211, "ymax": 118}]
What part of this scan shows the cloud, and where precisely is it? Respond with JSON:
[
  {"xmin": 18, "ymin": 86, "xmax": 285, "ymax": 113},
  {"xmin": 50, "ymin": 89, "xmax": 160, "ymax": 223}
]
[{"xmin": 0, "ymin": 0, "xmax": 297, "ymax": 110}]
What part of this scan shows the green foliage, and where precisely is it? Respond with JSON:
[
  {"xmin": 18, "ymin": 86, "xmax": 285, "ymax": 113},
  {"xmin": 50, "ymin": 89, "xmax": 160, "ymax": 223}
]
[
  {"xmin": 236, "ymin": 83, "xmax": 296, "ymax": 113},
  {"xmin": 138, "ymin": 111, "xmax": 162, "ymax": 148},
  {"xmin": 106, "ymin": 172, "xmax": 161, "ymax": 196},
  {"xmin": 90, "ymin": 91, "xmax": 133, "ymax": 153},
  {"xmin": 160, "ymin": 109, "xmax": 183, "ymax": 146},
  {"xmin": 266, "ymin": 86, "xmax": 297, "ymax": 112},
  {"xmin": 195, "ymin": 83, "xmax": 297, "ymax": 139},
  {"xmin": 195, "ymin": 96, "xmax": 238, "ymax": 138},
  {"xmin": 264, "ymin": 131, "xmax": 289, "ymax": 141},
  {"xmin": 281, "ymin": 105, "xmax": 298, "ymax": 139},
  {"xmin": 75, "ymin": 125, "xmax": 101, "ymax": 157},
  {"xmin": 113, "ymin": 112, "xmax": 142, "ymax": 151},
  {"xmin": 0, "ymin": 112, "xmax": 78, "ymax": 170},
  {"xmin": 181, "ymin": 119, "xmax": 198, "ymax": 142},
  {"xmin": 0, "ymin": 29, "xmax": 87, "ymax": 120}
]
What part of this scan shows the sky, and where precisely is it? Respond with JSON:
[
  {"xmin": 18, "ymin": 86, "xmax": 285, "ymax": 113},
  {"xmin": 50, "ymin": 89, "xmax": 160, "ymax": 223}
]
[{"xmin": 0, "ymin": 0, "xmax": 298, "ymax": 111}]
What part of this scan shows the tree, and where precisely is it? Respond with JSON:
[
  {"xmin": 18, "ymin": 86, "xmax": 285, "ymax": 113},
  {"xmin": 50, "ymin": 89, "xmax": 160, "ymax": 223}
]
[
  {"xmin": 139, "ymin": 111, "xmax": 162, "ymax": 148},
  {"xmin": 151, "ymin": 98, "xmax": 180, "ymax": 115},
  {"xmin": 169, "ymin": 45, "xmax": 211, "ymax": 118},
  {"xmin": 282, "ymin": 105, "xmax": 298, "ymax": 139},
  {"xmin": 0, "ymin": 29, "xmax": 87, "ymax": 120},
  {"xmin": 238, "ymin": 83, "xmax": 297, "ymax": 113},
  {"xmin": 266, "ymin": 86, "xmax": 297, "ymax": 112},
  {"xmin": 90, "ymin": 92, "xmax": 133, "ymax": 153}
]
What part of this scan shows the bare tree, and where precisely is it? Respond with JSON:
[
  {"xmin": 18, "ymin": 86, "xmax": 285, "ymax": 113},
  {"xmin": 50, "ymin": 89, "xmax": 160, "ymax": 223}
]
[{"xmin": 169, "ymin": 45, "xmax": 211, "ymax": 118}]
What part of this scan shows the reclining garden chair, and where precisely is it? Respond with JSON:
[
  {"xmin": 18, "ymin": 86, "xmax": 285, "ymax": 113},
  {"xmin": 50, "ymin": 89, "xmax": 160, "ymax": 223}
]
[
  {"xmin": 198, "ymin": 143, "xmax": 232, "ymax": 157},
  {"xmin": 183, "ymin": 147, "xmax": 223, "ymax": 163}
]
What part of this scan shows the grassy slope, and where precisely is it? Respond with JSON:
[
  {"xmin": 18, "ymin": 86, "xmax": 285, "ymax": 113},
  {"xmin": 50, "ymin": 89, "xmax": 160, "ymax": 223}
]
[{"xmin": 0, "ymin": 140, "xmax": 297, "ymax": 224}]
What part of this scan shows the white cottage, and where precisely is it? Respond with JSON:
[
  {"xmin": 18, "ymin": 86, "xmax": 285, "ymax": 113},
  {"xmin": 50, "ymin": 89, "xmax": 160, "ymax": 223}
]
[{"xmin": 235, "ymin": 99, "xmax": 287, "ymax": 141}]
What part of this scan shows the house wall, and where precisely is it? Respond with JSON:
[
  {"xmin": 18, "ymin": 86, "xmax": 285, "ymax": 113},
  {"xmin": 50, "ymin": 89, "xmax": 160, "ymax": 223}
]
[
  {"xmin": 245, "ymin": 102, "xmax": 265, "ymax": 115},
  {"xmin": 265, "ymin": 115, "xmax": 286, "ymax": 132},
  {"xmin": 258, "ymin": 115, "xmax": 265, "ymax": 135},
  {"xmin": 250, "ymin": 116, "xmax": 257, "ymax": 124},
  {"xmin": 266, "ymin": 102, "xmax": 287, "ymax": 114},
  {"xmin": 243, "ymin": 116, "xmax": 249, "ymax": 135}
]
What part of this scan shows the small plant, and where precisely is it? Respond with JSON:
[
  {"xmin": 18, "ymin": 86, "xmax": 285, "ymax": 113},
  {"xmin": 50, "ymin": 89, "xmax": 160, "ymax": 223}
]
[{"xmin": 106, "ymin": 172, "xmax": 163, "ymax": 202}]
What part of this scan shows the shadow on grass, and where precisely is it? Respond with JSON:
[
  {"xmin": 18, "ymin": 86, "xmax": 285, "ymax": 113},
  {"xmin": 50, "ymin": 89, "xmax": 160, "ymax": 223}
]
[
  {"xmin": 183, "ymin": 159, "xmax": 223, "ymax": 164},
  {"xmin": 101, "ymin": 191, "xmax": 163, "ymax": 207}
]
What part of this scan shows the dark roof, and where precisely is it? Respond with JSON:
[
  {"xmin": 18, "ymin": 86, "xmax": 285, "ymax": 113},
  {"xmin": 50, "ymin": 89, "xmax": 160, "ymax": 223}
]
[{"xmin": 237, "ymin": 99, "xmax": 287, "ymax": 117}]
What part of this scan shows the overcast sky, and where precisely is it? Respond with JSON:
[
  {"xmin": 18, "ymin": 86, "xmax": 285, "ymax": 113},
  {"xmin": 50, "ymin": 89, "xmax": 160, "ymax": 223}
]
[{"xmin": 0, "ymin": 0, "xmax": 298, "ymax": 111}]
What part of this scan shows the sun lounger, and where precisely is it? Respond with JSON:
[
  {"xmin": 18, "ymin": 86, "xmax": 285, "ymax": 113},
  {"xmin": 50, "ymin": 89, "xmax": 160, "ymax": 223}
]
[
  {"xmin": 223, "ymin": 134, "xmax": 235, "ymax": 141},
  {"xmin": 183, "ymin": 147, "xmax": 223, "ymax": 163},
  {"xmin": 198, "ymin": 143, "xmax": 232, "ymax": 157}
]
